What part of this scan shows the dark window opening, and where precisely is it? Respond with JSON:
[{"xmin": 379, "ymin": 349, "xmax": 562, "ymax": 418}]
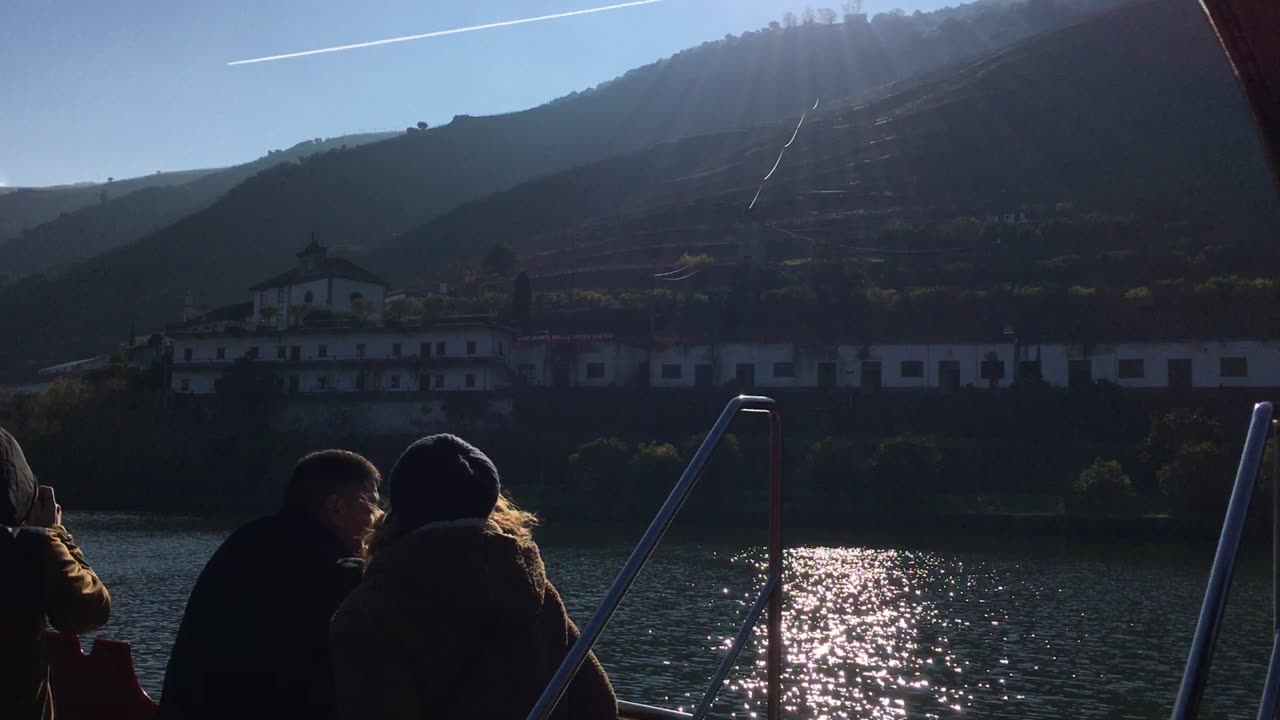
[
  {"xmin": 247, "ymin": 347, "xmax": 259, "ymax": 359},
  {"xmin": 216, "ymin": 347, "xmax": 225, "ymax": 361},
  {"xmin": 1017, "ymin": 360, "xmax": 1041, "ymax": 381},
  {"xmin": 436, "ymin": 342, "xmax": 446, "ymax": 356},
  {"xmin": 818, "ymin": 362, "xmax": 837, "ymax": 388},
  {"xmin": 1221, "ymin": 357, "xmax": 1248, "ymax": 378},
  {"xmin": 180, "ymin": 378, "xmax": 190, "ymax": 392},
  {"xmin": 183, "ymin": 348, "xmax": 192, "ymax": 362},
  {"xmin": 661, "ymin": 364, "xmax": 683, "ymax": 380},
  {"xmin": 391, "ymin": 343, "xmax": 401, "ymax": 357},
  {"xmin": 434, "ymin": 375, "xmax": 444, "ymax": 389},
  {"xmin": 900, "ymin": 360, "xmax": 924, "ymax": 378},
  {"xmin": 317, "ymin": 376, "xmax": 328, "ymax": 390},
  {"xmin": 736, "ymin": 363, "xmax": 756, "ymax": 387},
  {"xmin": 467, "ymin": 341, "xmax": 477, "ymax": 355},
  {"xmin": 288, "ymin": 376, "xmax": 299, "ymax": 393},
  {"xmin": 586, "ymin": 362, "xmax": 605, "ymax": 379},
  {"xmin": 277, "ymin": 346, "xmax": 286, "ymax": 360},
  {"xmin": 290, "ymin": 346, "xmax": 301, "ymax": 362},
  {"xmin": 980, "ymin": 358, "xmax": 1005, "ymax": 381},
  {"xmin": 465, "ymin": 373, "xmax": 476, "ymax": 388},
  {"xmin": 355, "ymin": 374, "xmax": 365, "ymax": 391},
  {"xmin": 389, "ymin": 375, "xmax": 401, "ymax": 389},
  {"xmin": 695, "ymin": 363, "xmax": 714, "ymax": 388},
  {"xmin": 518, "ymin": 364, "xmax": 536, "ymax": 384},
  {"xmin": 1118, "ymin": 359, "xmax": 1144, "ymax": 379},
  {"xmin": 939, "ymin": 360, "xmax": 960, "ymax": 392},
  {"xmin": 356, "ymin": 343, "xmax": 365, "ymax": 357},
  {"xmin": 1169, "ymin": 358, "xmax": 1193, "ymax": 389},
  {"xmin": 303, "ymin": 291, "xmax": 314, "ymax": 304},
  {"xmin": 318, "ymin": 344, "xmax": 327, "ymax": 358},
  {"xmin": 773, "ymin": 362, "xmax": 796, "ymax": 378},
  {"xmin": 1068, "ymin": 359, "xmax": 1092, "ymax": 388},
  {"xmin": 420, "ymin": 342, "xmax": 430, "ymax": 357},
  {"xmin": 861, "ymin": 361, "xmax": 882, "ymax": 390}
]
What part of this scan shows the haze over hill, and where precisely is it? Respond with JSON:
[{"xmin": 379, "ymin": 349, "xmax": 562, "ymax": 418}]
[
  {"xmin": 0, "ymin": 133, "xmax": 396, "ymax": 276},
  {"xmin": 0, "ymin": 0, "xmax": 1263, "ymax": 376}
]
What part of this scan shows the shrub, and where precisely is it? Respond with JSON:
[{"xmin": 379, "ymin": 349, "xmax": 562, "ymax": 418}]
[
  {"xmin": 868, "ymin": 434, "xmax": 942, "ymax": 506},
  {"xmin": 568, "ymin": 437, "xmax": 631, "ymax": 493},
  {"xmin": 1158, "ymin": 441, "xmax": 1233, "ymax": 520},
  {"xmin": 1072, "ymin": 458, "xmax": 1136, "ymax": 511}
]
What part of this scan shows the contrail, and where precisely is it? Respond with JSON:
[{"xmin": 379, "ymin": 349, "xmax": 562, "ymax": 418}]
[{"xmin": 228, "ymin": 0, "xmax": 664, "ymax": 66}]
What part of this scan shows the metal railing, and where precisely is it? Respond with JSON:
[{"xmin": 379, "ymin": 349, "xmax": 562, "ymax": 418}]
[
  {"xmin": 1170, "ymin": 401, "xmax": 1275, "ymax": 720},
  {"xmin": 528, "ymin": 395, "xmax": 784, "ymax": 720}
]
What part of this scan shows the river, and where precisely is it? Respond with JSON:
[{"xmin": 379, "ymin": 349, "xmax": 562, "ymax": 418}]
[{"xmin": 68, "ymin": 512, "xmax": 1271, "ymax": 719}]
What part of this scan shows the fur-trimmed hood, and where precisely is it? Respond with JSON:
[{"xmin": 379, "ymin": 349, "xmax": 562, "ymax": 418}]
[{"xmin": 0, "ymin": 428, "xmax": 36, "ymax": 527}]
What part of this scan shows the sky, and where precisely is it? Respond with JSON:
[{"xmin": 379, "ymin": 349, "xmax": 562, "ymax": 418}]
[{"xmin": 0, "ymin": 0, "xmax": 952, "ymax": 187}]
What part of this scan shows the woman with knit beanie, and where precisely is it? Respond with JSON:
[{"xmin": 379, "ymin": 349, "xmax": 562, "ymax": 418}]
[{"xmin": 329, "ymin": 434, "xmax": 617, "ymax": 720}]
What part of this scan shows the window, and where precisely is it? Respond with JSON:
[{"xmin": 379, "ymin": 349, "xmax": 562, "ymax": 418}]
[
  {"xmin": 317, "ymin": 376, "xmax": 328, "ymax": 390},
  {"xmin": 246, "ymin": 346, "xmax": 259, "ymax": 359},
  {"xmin": 498, "ymin": 342, "xmax": 505, "ymax": 356},
  {"xmin": 465, "ymin": 373, "xmax": 476, "ymax": 388},
  {"xmin": 1221, "ymin": 357, "xmax": 1248, "ymax": 378},
  {"xmin": 900, "ymin": 360, "xmax": 924, "ymax": 378},
  {"xmin": 773, "ymin": 362, "xmax": 796, "ymax": 378},
  {"xmin": 467, "ymin": 340, "xmax": 477, "ymax": 355},
  {"xmin": 436, "ymin": 341, "xmax": 446, "ymax": 356},
  {"xmin": 1169, "ymin": 358, "xmax": 1192, "ymax": 389},
  {"xmin": 180, "ymin": 378, "xmax": 190, "ymax": 392},
  {"xmin": 350, "ymin": 291, "xmax": 363, "ymax": 304},
  {"xmin": 980, "ymin": 358, "xmax": 1005, "ymax": 381},
  {"xmin": 420, "ymin": 342, "xmax": 431, "ymax": 357},
  {"xmin": 303, "ymin": 291, "xmax": 314, "ymax": 304},
  {"xmin": 356, "ymin": 343, "xmax": 365, "ymax": 358},
  {"xmin": 695, "ymin": 363, "xmax": 714, "ymax": 387},
  {"xmin": 277, "ymin": 345, "xmax": 287, "ymax": 360},
  {"xmin": 390, "ymin": 374, "xmax": 401, "ymax": 389},
  {"xmin": 355, "ymin": 374, "xmax": 365, "ymax": 391},
  {"xmin": 938, "ymin": 361, "xmax": 960, "ymax": 391},
  {"xmin": 291, "ymin": 346, "xmax": 301, "ymax": 361},
  {"xmin": 391, "ymin": 343, "xmax": 401, "ymax": 357},
  {"xmin": 288, "ymin": 376, "xmax": 299, "ymax": 393},
  {"xmin": 661, "ymin": 364, "xmax": 683, "ymax": 379},
  {"xmin": 183, "ymin": 348, "xmax": 193, "ymax": 362},
  {"xmin": 519, "ymin": 364, "xmax": 537, "ymax": 384},
  {"xmin": 735, "ymin": 363, "xmax": 755, "ymax": 387},
  {"xmin": 1118, "ymin": 359, "xmax": 1145, "ymax": 379},
  {"xmin": 1017, "ymin": 360, "xmax": 1042, "ymax": 381},
  {"xmin": 216, "ymin": 347, "xmax": 226, "ymax": 360},
  {"xmin": 1068, "ymin": 359, "xmax": 1092, "ymax": 388},
  {"xmin": 277, "ymin": 288, "xmax": 286, "ymax": 304},
  {"xmin": 861, "ymin": 361, "xmax": 882, "ymax": 389},
  {"xmin": 818, "ymin": 362, "xmax": 838, "ymax": 388},
  {"xmin": 434, "ymin": 375, "xmax": 444, "ymax": 389},
  {"xmin": 318, "ymin": 344, "xmax": 327, "ymax": 358},
  {"xmin": 586, "ymin": 362, "xmax": 605, "ymax": 379}
]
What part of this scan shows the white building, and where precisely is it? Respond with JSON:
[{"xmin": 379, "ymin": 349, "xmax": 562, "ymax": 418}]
[{"xmin": 249, "ymin": 239, "xmax": 389, "ymax": 328}]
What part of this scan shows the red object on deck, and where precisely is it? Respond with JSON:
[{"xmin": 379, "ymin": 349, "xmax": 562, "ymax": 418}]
[{"xmin": 43, "ymin": 632, "xmax": 159, "ymax": 720}]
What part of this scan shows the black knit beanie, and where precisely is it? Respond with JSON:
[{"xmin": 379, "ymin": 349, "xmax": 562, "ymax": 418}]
[{"xmin": 388, "ymin": 434, "xmax": 500, "ymax": 526}]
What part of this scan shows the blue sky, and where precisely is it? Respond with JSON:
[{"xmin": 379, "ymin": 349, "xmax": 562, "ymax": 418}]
[{"xmin": 1, "ymin": 0, "xmax": 950, "ymax": 187}]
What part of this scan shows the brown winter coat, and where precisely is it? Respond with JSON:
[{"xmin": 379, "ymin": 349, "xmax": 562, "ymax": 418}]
[
  {"xmin": 0, "ymin": 525, "xmax": 112, "ymax": 720},
  {"xmin": 330, "ymin": 519, "xmax": 617, "ymax": 720}
]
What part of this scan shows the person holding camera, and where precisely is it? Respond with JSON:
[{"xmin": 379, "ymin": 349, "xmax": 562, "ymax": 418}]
[{"xmin": 0, "ymin": 426, "xmax": 112, "ymax": 720}]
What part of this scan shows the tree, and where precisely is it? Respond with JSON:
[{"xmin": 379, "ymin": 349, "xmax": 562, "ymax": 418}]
[
  {"xmin": 802, "ymin": 7, "xmax": 816, "ymax": 24},
  {"xmin": 1072, "ymin": 458, "xmax": 1135, "ymax": 512},
  {"xmin": 512, "ymin": 271, "xmax": 532, "ymax": 330},
  {"xmin": 817, "ymin": 8, "xmax": 838, "ymax": 24},
  {"xmin": 482, "ymin": 243, "xmax": 517, "ymax": 278},
  {"xmin": 868, "ymin": 434, "xmax": 942, "ymax": 506},
  {"xmin": 1159, "ymin": 442, "xmax": 1233, "ymax": 520},
  {"xmin": 416, "ymin": 121, "xmax": 429, "ymax": 130},
  {"xmin": 768, "ymin": 20, "xmax": 782, "ymax": 30}
]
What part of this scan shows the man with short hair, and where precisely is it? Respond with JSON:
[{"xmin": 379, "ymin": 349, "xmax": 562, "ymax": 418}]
[
  {"xmin": 1, "ymin": 427, "xmax": 111, "ymax": 720},
  {"xmin": 159, "ymin": 449, "xmax": 382, "ymax": 719}
]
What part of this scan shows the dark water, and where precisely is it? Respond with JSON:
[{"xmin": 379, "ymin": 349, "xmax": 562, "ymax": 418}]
[{"xmin": 68, "ymin": 513, "xmax": 1271, "ymax": 719}]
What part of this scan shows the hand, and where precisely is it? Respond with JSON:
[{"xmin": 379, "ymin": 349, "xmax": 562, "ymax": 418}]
[{"xmin": 28, "ymin": 485, "xmax": 62, "ymax": 528}]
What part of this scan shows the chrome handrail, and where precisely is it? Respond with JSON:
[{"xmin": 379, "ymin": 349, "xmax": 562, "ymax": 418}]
[
  {"xmin": 527, "ymin": 395, "xmax": 783, "ymax": 720},
  {"xmin": 1170, "ymin": 401, "xmax": 1274, "ymax": 720}
]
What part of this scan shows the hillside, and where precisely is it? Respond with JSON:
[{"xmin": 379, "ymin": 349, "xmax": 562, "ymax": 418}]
[
  {"xmin": 0, "ymin": 133, "xmax": 395, "ymax": 277},
  {"xmin": 0, "ymin": 169, "xmax": 220, "ymax": 242},
  {"xmin": 378, "ymin": 0, "xmax": 1276, "ymax": 282},
  {"xmin": 0, "ymin": 0, "xmax": 1187, "ymax": 376}
]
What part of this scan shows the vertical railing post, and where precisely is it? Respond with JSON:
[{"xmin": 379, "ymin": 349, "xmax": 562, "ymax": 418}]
[
  {"xmin": 767, "ymin": 410, "xmax": 783, "ymax": 720},
  {"xmin": 1273, "ymin": 419, "xmax": 1279, "ymax": 640},
  {"xmin": 1170, "ymin": 402, "xmax": 1274, "ymax": 720}
]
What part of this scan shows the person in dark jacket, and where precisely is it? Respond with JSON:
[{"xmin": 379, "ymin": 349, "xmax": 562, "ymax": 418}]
[
  {"xmin": 330, "ymin": 434, "xmax": 617, "ymax": 720},
  {"xmin": 0, "ymin": 426, "xmax": 112, "ymax": 720},
  {"xmin": 159, "ymin": 449, "xmax": 382, "ymax": 720}
]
